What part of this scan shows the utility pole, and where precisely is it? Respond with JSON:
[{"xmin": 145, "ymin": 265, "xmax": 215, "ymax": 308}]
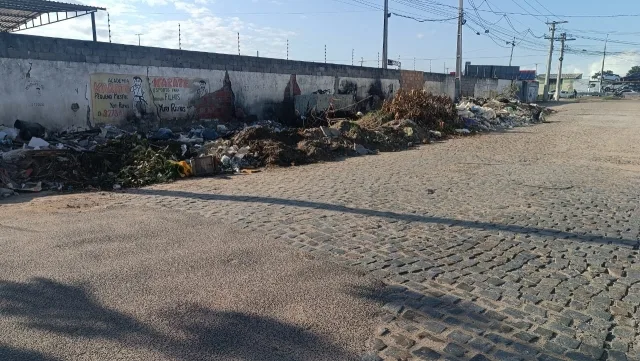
[
  {"xmin": 91, "ymin": 12, "xmax": 97, "ymax": 42},
  {"xmin": 430, "ymin": 59, "xmax": 432, "ymax": 73},
  {"xmin": 135, "ymin": 33, "xmax": 142, "ymax": 46},
  {"xmin": 553, "ymin": 33, "xmax": 575, "ymax": 101},
  {"xmin": 324, "ymin": 45, "xmax": 327, "ymax": 63},
  {"xmin": 179, "ymin": 23, "xmax": 181, "ymax": 50},
  {"xmin": 377, "ymin": 52, "xmax": 380, "ymax": 68},
  {"xmin": 507, "ymin": 38, "xmax": 516, "ymax": 66},
  {"xmin": 361, "ymin": 57, "xmax": 364, "ymax": 67},
  {"xmin": 237, "ymin": 33, "xmax": 240, "ymax": 55},
  {"xmin": 352, "ymin": 49, "xmax": 354, "ymax": 66},
  {"xmin": 287, "ymin": 39, "xmax": 289, "ymax": 60},
  {"xmin": 543, "ymin": 21, "xmax": 567, "ymax": 101},
  {"xmin": 414, "ymin": 57, "xmax": 416, "ymax": 70},
  {"xmin": 107, "ymin": 12, "xmax": 111, "ymax": 43},
  {"xmin": 382, "ymin": 0, "xmax": 389, "ymax": 69},
  {"xmin": 454, "ymin": 0, "xmax": 463, "ymax": 100},
  {"xmin": 553, "ymin": 33, "xmax": 576, "ymax": 101},
  {"xmin": 600, "ymin": 34, "xmax": 608, "ymax": 94}
]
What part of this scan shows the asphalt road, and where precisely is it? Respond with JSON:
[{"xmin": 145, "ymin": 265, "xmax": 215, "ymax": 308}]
[
  {"xmin": 2, "ymin": 99, "xmax": 640, "ymax": 361},
  {"xmin": 0, "ymin": 205, "xmax": 384, "ymax": 361}
]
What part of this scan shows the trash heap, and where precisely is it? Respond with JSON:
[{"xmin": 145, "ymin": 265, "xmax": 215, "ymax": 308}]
[
  {"xmin": 0, "ymin": 91, "xmax": 552, "ymax": 196},
  {"xmin": 455, "ymin": 97, "xmax": 552, "ymax": 134}
]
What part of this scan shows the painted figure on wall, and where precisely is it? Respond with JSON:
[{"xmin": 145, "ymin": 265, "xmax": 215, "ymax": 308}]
[
  {"xmin": 284, "ymin": 74, "xmax": 301, "ymax": 100},
  {"xmin": 195, "ymin": 70, "xmax": 237, "ymax": 121},
  {"xmin": 131, "ymin": 76, "xmax": 147, "ymax": 115},
  {"xmin": 282, "ymin": 74, "xmax": 301, "ymax": 124},
  {"xmin": 197, "ymin": 80, "xmax": 208, "ymax": 98}
]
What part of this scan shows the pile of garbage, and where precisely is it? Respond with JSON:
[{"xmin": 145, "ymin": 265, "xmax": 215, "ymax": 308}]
[
  {"xmin": 382, "ymin": 90, "xmax": 458, "ymax": 129},
  {"xmin": 1, "ymin": 91, "xmax": 552, "ymax": 197},
  {"xmin": 455, "ymin": 97, "xmax": 552, "ymax": 134}
]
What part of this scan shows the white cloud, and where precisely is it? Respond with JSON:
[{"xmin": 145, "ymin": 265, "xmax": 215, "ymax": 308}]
[
  {"xmin": 588, "ymin": 51, "xmax": 640, "ymax": 77},
  {"xmin": 18, "ymin": 0, "xmax": 296, "ymax": 59},
  {"xmin": 174, "ymin": 1, "xmax": 210, "ymax": 17}
]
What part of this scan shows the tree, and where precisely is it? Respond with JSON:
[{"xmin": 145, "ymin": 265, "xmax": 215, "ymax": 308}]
[
  {"xmin": 592, "ymin": 70, "xmax": 614, "ymax": 79},
  {"xmin": 626, "ymin": 66, "xmax": 640, "ymax": 77}
]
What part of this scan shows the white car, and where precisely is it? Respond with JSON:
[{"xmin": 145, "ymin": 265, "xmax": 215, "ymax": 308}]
[
  {"xmin": 600, "ymin": 74, "xmax": 621, "ymax": 81},
  {"xmin": 548, "ymin": 90, "xmax": 571, "ymax": 98}
]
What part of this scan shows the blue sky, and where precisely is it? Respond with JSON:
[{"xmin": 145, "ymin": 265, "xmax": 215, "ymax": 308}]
[{"xmin": 21, "ymin": 0, "xmax": 640, "ymax": 77}]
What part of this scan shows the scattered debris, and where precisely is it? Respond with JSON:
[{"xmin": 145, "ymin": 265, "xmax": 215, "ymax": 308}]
[
  {"xmin": 354, "ymin": 144, "xmax": 371, "ymax": 155},
  {"xmin": 14, "ymin": 120, "xmax": 46, "ymax": 141},
  {"xmin": 28, "ymin": 137, "xmax": 50, "ymax": 149},
  {"xmin": 455, "ymin": 97, "xmax": 552, "ymax": 134},
  {"xmin": 0, "ymin": 187, "xmax": 17, "ymax": 198},
  {"xmin": 0, "ymin": 92, "xmax": 552, "ymax": 195},
  {"xmin": 382, "ymin": 90, "xmax": 457, "ymax": 129}
]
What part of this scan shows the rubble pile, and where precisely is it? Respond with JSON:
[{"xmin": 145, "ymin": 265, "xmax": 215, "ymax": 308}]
[
  {"xmin": 0, "ymin": 91, "xmax": 552, "ymax": 196},
  {"xmin": 0, "ymin": 133, "xmax": 187, "ymax": 192},
  {"xmin": 456, "ymin": 97, "xmax": 552, "ymax": 133},
  {"xmin": 382, "ymin": 90, "xmax": 458, "ymax": 129}
]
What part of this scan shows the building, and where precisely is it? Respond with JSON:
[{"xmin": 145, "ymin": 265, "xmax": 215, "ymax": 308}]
[
  {"xmin": 536, "ymin": 73, "xmax": 583, "ymax": 95},
  {"xmin": 519, "ymin": 70, "xmax": 537, "ymax": 81},
  {"xmin": 465, "ymin": 62, "xmax": 520, "ymax": 80}
]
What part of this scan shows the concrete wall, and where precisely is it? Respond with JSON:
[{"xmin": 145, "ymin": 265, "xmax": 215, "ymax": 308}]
[
  {"xmin": 0, "ymin": 33, "xmax": 509, "ymax": 131},
  {"xmin": 424, "ymin": 73, "xmax": 456, "ymax": 99}
]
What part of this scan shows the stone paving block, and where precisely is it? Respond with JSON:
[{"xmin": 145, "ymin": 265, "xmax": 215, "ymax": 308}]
[
  {"xmin": 443, "ymin": 343, "xmax": 466, "ymax": 357},
  {"xmin": 537, "ymin": 355, "xmax": 564, "ymax": 361},
  {"xmin": 423, "ymin": 321, "xmax": 448, "ymax": 334},
  {"xmin": 468, "ymin": 337, "xmax": 494, "ymax": 353},
  {"xmin": 390, "ymin": 334, "xmax": 416, "ymax": 349},
  {"xmin": 606, "ymin": 350, "xmax": 628, "ymax": 361},
  {"xmin": 553, "ymin": 334, "xmax": 581, "ymax": 349},
  {"xmin": 446, "ymin": 330, "xmax": 472, "ymax": 344},
  {"xmin": 578, "ymin": 343, "xmax": 604, "ymax": 359},
  {"xmin": 514, "ymin": 331, "xmax": 539, "ymax": 343},
  {"xmin": 565, "ymin": 351, "xmax": 597, "ymax": 361},
  {"xmin": 494, "ymin": 350, "xmax": 524, "ymax": 361},
  {"xmin": 412, "ymin": 346, "xmax": 441, "ymax": 360},
  {"xmin": 383, "ymin": 347, "xmax": 411, "ymax": 360}
]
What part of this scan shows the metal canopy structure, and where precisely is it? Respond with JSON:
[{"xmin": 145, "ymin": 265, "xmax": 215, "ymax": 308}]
[{"xmin": 0, "ymin": 0, "xmax": 105, "ymax": 41}]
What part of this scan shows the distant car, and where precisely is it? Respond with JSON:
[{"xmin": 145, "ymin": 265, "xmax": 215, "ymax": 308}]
[
  {"xmin": 599, "ymin": 74, "xmax": 621, "ymax": 81},
  {"xmin": 615, "ymin": 89, "xmax": 637, "ymax": 96},
  {"xmin": 548, "ymin": 90, "xmax": 572, "ymax": 98}
]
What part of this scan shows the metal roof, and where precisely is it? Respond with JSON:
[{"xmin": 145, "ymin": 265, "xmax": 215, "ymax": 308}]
[
  {"xmin": 536, "ymin": 73, "xmax": 583, "ymax": 80},
  {"xmin": 0, "ymin": 0, "xmax": 105, "ymax": 32}
]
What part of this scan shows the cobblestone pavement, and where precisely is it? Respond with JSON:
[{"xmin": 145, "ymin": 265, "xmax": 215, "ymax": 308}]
[{"xmin": 107, "ymin": 100, "xmax": 640, "ymax": 361}]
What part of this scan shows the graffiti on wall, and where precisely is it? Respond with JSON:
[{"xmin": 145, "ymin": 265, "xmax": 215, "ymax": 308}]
[
  {"xmin": 91, "ymin": 74, "xmax": 211, "ymax": 123},
  {"xmin": 150, "ymin": 76, "xmax": 208, "ymax": 118},
  {"xmin": 194, "ymin": 71, "xmax": 237, "ymax": 121},
  {"xmin": 336, "ymin": 77, "xmax": 397, "ymax": 112},
  {"xmin": 91, "ymin": 74, "xmax": 142, "ymax": 122},
  {"xmin": 90, "ymin": 71, "xmax": 248, "ymax": 124}
]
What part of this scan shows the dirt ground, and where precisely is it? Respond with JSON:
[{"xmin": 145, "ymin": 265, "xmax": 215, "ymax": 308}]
[{"xmin": 0, "ymin": 200, "xmax": 384, "ymax": 361}]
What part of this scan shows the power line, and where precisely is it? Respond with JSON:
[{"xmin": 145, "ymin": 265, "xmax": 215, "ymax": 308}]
[
  {"xmin": 529, "ymin": 0, "xmax": 562, "ymax": 21},
  {"xmin": 391, "ymin": 0, "xmax": 640, "ymax": 18},
  {"xmin": 508, "ymin": 0, "xmax": 546, "ymax": 24},
  {"xmin": 392, "ymin": 12, "xmax": 457, "ymax": 22}
]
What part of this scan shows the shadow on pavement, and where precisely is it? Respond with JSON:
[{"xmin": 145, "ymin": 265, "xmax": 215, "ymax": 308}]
[
  {"xmin": 0, "ymin": 345, "xmax": 62, "ymax": 361},
  {"xmin": 350, "ymin": 284, "xmax": 609, "ymax": 361},
  {"xmin": 132, "ymin": 189, "xmax": 639, "ymax": 248},
  {"xmin": 0, "ymin": 278, "xmax": 358, "ymax": 361}
]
